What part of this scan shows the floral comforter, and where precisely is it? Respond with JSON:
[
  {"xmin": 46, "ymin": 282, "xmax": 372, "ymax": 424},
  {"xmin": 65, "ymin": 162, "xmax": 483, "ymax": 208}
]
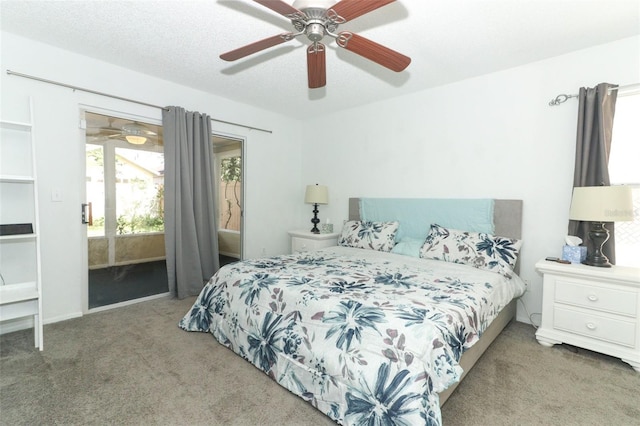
[{"xmin": 179, "ymin": 246, "xmax": 525, "ymax": 425}]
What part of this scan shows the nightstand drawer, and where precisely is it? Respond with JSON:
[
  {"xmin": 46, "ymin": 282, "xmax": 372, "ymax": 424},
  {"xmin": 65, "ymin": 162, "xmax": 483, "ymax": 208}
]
[
  {"xmin": 555, "ymin": 279, "xmax": 637, "ymax": 317},
  {"xmin": 292, "ymin": 237, "xmax": 319, "ymax": 253},
  {"xmin": 289, "ymin": 230, "xmax": 339, "ymax": 254},
  {"xmin": 553, "ymin": 307, "xmax": 637, "ymax": 347}
]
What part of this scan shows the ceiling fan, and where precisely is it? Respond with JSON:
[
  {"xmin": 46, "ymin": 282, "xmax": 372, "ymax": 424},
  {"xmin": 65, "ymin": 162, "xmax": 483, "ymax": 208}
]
[
  {"xmin": 88, "ymin": 120, "xmax": 158, "ymax": 145},
  {"xmin": 220, "ymin": 0, "xmax": 411, "ymax": 89},
  {"xmin": 113, "ymin": 123, "xmax": 158, "ymax": 145}
]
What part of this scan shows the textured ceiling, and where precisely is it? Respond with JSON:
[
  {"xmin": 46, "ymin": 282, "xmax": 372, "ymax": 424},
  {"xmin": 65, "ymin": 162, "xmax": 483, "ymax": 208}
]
[{"xmin": 1, "ymin": 0, "xmax": 639, "ymax": 119}]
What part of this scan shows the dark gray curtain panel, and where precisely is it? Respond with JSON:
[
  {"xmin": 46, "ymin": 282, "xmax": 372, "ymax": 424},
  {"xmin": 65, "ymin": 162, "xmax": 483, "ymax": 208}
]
[
  {"xmin": 163, "ymin": 106, "xmax": 220, "ymax": 298},
  {"xmin": 568, "ymin": 83, "xmax": 618, "ymax": 263}
]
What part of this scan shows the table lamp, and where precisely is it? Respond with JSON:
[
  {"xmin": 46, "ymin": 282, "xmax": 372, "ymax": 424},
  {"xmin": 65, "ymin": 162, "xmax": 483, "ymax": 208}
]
[
  {"xmin": 569, "ymin": 185, "xmax": 634, "ymax": 267},
  {"xmin": 304, "ymin": 184, "xmax": 328, "ymax": 234}
]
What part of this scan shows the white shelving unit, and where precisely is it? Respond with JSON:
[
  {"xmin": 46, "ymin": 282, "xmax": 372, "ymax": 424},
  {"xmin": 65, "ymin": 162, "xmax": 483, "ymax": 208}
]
[{"xmin": 0, "ymin": 97, "xmax": 43, "ymax": 350}]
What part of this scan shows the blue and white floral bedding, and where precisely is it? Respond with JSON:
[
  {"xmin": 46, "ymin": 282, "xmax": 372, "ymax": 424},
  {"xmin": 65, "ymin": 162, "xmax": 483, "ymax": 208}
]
[{"xmin": 179, "ymin": 246, "xmax": 526, "ymax": 425}]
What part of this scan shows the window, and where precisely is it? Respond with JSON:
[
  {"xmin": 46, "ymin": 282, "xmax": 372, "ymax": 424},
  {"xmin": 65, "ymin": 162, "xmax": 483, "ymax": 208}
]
[
  {"xmin": 610, "ymin": 91, "xmax": 640, "ymax": 267},
  {"xmin": 86, "ymin": 134, "xmax": 164, "ymax": 237},
  {"xmin": 218, "ymin": 155, "xmax": 241, "ymax": 231}
]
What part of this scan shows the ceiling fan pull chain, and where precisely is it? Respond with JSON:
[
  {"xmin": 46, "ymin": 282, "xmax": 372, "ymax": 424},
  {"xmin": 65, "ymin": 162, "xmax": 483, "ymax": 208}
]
[{"xmin": 337, "ymin": 32, "xmax": 353, "ymax": 48}]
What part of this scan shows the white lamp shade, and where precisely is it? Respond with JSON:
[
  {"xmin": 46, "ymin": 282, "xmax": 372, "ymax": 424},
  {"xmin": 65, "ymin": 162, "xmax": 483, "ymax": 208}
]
[
  {"xmin": 305, "ymin": 184, "xmax": 328, "ymax": 204},
  {"xmin": 569, "ymin": 186, "xmax": 634, "ymax": 222}
]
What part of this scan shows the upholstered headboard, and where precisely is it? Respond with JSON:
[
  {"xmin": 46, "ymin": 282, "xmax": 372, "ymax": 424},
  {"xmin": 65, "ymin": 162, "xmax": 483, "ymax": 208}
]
[
  {"xmin": 348, "ymin": 198, "xmax": 522, "ymax": 239},
  {"xmin": 348, "ymin": 198, "xmax": 523, "ymax": 272}
]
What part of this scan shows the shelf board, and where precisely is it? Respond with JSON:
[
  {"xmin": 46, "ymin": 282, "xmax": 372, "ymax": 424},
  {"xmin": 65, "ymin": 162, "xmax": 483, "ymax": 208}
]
[
  {"xmin": 0, "ymin": 281, "xmax": 39, "ymax": 304},
  {"xmin": 0, "ymin": 120, "xmax": 32, "ymax": 131},
  {"xmin": 0, "ymin": 175, "xmax": 35, "ymax": 183},
  {"xmin": 0, "ymin": 233, "xmax": 37, "ymax": 241}
]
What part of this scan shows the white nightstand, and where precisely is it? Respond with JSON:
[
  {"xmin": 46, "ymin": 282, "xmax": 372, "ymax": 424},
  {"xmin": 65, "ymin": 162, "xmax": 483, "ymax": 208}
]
[
  {"xmin": 288, "ymin": 230, "xmax": 340, "ymax": 254},
  {"xmin": 535, "ymin": 259, "xmax": 640, "ymax": 372}
]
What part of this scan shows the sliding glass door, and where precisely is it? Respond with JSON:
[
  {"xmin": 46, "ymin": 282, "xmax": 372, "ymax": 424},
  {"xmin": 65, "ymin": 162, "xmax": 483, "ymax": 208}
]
[
  {"xmin": 213, "ymin": 135, "xmax": 243, "ymax": 266},
  {"xmin": 85, "ymin": 112, "xmax": 167, "ymax": 309}
]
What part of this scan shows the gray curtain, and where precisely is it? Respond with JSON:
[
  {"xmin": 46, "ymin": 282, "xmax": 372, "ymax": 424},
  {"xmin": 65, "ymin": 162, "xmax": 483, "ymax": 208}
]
[
  {"xmin": 163, "ymin": 106, "xmax": 220, "ymax": 298},
  {"xmin": 568, "ymin": 83, "xmax": 618, "ymax": 263}
]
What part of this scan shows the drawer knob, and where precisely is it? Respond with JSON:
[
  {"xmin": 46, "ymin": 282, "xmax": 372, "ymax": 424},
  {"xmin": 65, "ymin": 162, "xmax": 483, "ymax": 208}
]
[
  {"xmin": 586, "ymin": 322, "xmax": 597, "ymax": 331},
  {"xmin": 587, "ymin": 294, "xmax": 598, "ymax": 302}
]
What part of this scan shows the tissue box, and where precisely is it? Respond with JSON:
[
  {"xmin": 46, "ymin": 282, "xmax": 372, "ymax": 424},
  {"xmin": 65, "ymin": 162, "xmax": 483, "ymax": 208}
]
[
  {"xmin": 320, "ymin": 223, "xmax": 334, "ymax": 234},
  {"xmin": 562, "ymin": 245, "xmax": 587, "ymax": 264}
]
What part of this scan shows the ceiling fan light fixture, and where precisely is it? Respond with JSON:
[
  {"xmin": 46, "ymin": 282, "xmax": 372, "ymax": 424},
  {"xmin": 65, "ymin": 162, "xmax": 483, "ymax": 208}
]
[
  {"xmin": 121, "ymin": 122, "xmax": 156, "ymax": 144},
  {"xmin": 125, "ymin": 135, "xmax": 147, "ymax": 145},
  {"xmin": 292, "ymin": 0, "xmax": 336, "ymax": 10}
]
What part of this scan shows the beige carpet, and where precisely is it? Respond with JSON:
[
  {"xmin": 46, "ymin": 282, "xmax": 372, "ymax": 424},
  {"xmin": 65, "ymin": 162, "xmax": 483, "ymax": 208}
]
[{"xmin": 1, "ymin": 296, "xmax": 639, "ymax": 425}]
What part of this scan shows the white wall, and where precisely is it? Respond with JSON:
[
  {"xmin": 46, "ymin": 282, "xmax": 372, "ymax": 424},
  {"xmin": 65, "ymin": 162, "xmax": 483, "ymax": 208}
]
[
  {"xmin": 1, "ymin": 32, "xmax": 303, "ymax": 326},
  {"xmin": 299, "ymin": 36, "xmax": 640, "ymax": 323}
]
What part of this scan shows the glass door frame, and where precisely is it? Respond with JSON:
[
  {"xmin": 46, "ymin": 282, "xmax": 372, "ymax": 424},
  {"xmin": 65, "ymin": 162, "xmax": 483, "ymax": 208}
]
[
  {"xmin": 212, "ymin": 132, "xmax": 246, "ymax": 263},
  {"xmin": 80, "ymin": 105, "xmax": 164, "ymax": 314}
]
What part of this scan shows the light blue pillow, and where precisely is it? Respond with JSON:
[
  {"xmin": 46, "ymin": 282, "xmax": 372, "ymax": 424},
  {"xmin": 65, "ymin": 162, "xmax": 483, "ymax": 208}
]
[{"xmin": 390, "ymin": 237, "xmax": 424, "ymax": 258}]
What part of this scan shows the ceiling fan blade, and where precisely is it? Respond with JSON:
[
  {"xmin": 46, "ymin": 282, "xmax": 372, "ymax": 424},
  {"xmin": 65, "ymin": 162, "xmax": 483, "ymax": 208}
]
[
  {"xmin": 307, "ymin": 43, "xmax": 326, "ymax": 89},
  {"xmin": 253, "ymin": 0, "xmax": 301, "ymax": 17},
  {"xmin": 220, "ymin": 33, "xmax": 294, "ymax": 61},
  {"xmin": 89, "ymin": 127, "xmax": 121, "ymax": 134},
  {"xmin": 337, "ymin": 32, "xmax": 411, "ymax": 72},
  {"xmin": 331, "ymin": 0, "xmax": 396, "ymax": 22}
]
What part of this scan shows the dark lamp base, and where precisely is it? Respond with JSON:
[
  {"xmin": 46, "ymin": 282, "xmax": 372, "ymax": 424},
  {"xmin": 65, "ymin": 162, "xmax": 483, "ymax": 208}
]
[
  {"xmin": 583, "ymin": 222, "xmax": 612, "ymax": 268},
  {"xmin": 310, "ymin": 203, "xmax": 320, "ymax": 234},
  {"xmin": 583, "ymin": 258, "xmax": 612, "ymax": 268}
]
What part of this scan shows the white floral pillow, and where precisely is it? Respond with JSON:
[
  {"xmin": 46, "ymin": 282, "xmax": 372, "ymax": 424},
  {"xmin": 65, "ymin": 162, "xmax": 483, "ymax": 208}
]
[
  {"xmin": 420, "ymin": 224, "xmax": 522, "ymax": 278},
  {"xmin": 339, "ymin": 221, "xmax": 399, "ymax": 252}
]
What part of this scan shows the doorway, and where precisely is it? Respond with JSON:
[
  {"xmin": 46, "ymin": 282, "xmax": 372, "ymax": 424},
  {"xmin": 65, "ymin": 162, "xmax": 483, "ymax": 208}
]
[
  {"xmin": 84, "ymin": 112, "xmax": 167, "ymax": 309},
  {"xmin": 213, "ymin": 134, "xmax": 243, "ymax": 266}
]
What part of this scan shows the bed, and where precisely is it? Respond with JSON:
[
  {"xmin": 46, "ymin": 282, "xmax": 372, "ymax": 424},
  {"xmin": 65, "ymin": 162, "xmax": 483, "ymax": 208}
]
[{"xmin": 180, "ymin": 198, "xmax": 525, "ymax": 425}]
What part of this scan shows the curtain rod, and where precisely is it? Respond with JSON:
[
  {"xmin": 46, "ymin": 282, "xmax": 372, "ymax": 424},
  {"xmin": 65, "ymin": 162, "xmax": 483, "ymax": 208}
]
[
  {"xmin": 548, "ymin": 83, "xmax": 640, "ymax": 106},
  {"xmin": 5, "ymin": 69, "xmax": 273, "ymax": 134}
]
